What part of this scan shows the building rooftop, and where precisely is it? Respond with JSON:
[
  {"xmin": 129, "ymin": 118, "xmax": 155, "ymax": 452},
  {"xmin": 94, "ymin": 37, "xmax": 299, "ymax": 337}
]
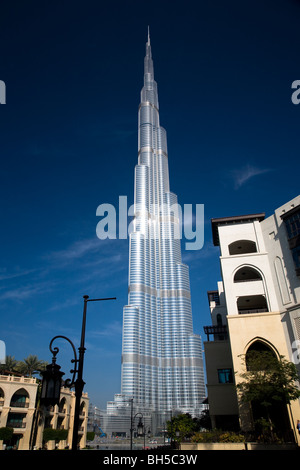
[{"xmin": 211, "ymin": 213, "xmax": 265, "ymax": 246}]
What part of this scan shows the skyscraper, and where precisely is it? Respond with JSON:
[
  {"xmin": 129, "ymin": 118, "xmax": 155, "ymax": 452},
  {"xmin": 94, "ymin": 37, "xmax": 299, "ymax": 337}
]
[{"xmin": 120, "ymin": 31, "xmax": 205, "ymax": 418}]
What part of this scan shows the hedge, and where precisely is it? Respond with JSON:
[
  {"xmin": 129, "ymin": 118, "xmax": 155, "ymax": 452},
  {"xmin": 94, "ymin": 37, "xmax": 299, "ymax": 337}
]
[
  {"xmin": 191, "ymin": 429, "xmax": 245, "ymax": 443},
  {"xmin": 43, "ymin": 428, "xmax": 69, "ymax": 442}
]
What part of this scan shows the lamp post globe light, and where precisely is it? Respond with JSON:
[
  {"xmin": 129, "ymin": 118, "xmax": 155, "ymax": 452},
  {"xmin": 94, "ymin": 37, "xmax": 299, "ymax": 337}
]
[{"xmin": 40, "ymin": 295, "xmax": 116, "ymax": 451}]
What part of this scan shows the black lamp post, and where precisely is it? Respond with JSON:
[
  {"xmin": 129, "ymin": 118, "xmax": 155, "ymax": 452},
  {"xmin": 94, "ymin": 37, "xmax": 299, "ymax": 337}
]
[
  {"xmin": 40, "ymin": 295, "xmax": 116, "ymax": 451},
  {"xmin": 143, "ymin": 426, "xmax": 151, "ymax": 449}
]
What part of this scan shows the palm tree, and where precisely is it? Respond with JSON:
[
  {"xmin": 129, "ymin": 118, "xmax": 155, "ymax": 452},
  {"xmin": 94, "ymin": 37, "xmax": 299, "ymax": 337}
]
[
  {"xmin": 0, "ymin": 355, "xmax": 19, "ymax": 373},
  {"xmin": 17, "ymin": 355, "xmax": 48, "ymax": 377}
]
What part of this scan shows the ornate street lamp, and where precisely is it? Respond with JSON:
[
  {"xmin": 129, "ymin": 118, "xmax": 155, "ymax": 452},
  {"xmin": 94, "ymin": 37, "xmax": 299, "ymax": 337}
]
[
  {"xmin": 130, "ymin": 410, "xmax": 144, "ymax": 450},
  {"xmin": 137, "ymin": 416, "xmax": 144, "ymax": 437},
  {"xmin": 40, "ymin": 354, "xmax": 65, "ymax": 407},
  {"xmin": 40, "ymin": 334, "xmax": 78, "ymax": 409},
  {"xmin": 40, "ymin": 295, "xmax": 116, "ymax": 451}
]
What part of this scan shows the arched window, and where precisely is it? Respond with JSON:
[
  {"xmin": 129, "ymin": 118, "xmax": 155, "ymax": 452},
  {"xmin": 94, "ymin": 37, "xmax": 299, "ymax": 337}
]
[
  {"xmin": 234, "ymin": 266, "xmax": 262, "ymax": 283},
  {"xmin": 79, "ymin": 402, "xmax": 86, "ymax": 417},
  {"xmin": 246, "ymin": 340, "xmax": 277, "ymax": 370},
  {"xmin": 229, "ymin": 240, "xmax": 257, "ymax": 255},
  {"xmin": 58, "ymin": 397, "xmax": 66, "ymax": 413},
  {"xmin": 10, "ymin": 388, "xmax": 29, "ymax": 408}
]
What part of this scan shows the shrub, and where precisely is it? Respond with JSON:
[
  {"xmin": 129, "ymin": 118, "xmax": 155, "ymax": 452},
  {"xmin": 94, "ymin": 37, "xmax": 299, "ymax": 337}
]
[
  {"xmin": 0, "ymin": 427, "xmax": 14, "ymax": 443},
  {"xmin": 87, "ymin": 431, "xmax": 95, "ymax": 441},
  {"xmin": 191, "ymin": 429, "xmax": 245, "ymax": 443},
  {"xmin": 43, "ymin": 428, "xmax": 68, "ymax": 442},
  {"xmin": 218, "ymin": 431, "xmax": 245, "ymax": 443}
]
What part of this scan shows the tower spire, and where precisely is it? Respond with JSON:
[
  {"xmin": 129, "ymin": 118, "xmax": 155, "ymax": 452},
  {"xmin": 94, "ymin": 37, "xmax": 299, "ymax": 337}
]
[{"xmin": 144, "ymin": 28, "xmax": 155, "ymax": 84}]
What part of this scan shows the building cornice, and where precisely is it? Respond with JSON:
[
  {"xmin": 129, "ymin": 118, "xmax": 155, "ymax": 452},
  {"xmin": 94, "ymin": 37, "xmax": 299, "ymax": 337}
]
[{"xmin": 211, "ymin": 213, "xmax": 265, "ymax": 246}]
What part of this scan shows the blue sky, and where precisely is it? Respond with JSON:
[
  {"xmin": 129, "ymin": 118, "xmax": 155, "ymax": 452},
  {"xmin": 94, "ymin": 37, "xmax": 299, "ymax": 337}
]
[{"xmin": 0, "ymin": 0, "xmax": 299, "ymax": 409}]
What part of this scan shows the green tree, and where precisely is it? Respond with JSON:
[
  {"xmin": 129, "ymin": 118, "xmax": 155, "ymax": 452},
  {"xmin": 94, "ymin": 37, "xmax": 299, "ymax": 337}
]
[
  {"xmin": 16, "ymin": 355, "xmax": 47, "ymax": 377},
  {"xmin": 197, "ymin": 409, "xmax": 212, "ymax": 430},
  {"xmin": 236, "ymin": 351, "xmax": 300, "ymax": 441},
  {"xmin": 166, "ymin": 413, "xmax": 199, "ymax": 443},
  {"xmin": 237, "ymin": 351, "xmax": 300, "ymax": 407}
]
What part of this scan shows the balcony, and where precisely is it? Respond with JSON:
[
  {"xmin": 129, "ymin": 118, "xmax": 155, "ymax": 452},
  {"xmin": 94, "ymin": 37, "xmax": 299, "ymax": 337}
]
[
  {"xmin": 238, "ymin": 308, "xmax": 268, "ymax": 314},
  {"xmin": 229, "ymin": 240, "xmax": 257, "ymax": 256},
  {"xmin": 0, "ymin": 375, "xmax": 36, "ymax": 384},
  {"xmin": 204, "ymin": 325, "xmax": 227, "ymax": 341},
  {"xmin": 237, "ymin": 294, "xmax": 268, "ymax": 315},
  {"xmin": 10, "ymin": 401, "xmax": 29, "ymax": 408},
  {"xmin": 7, "ymin": 412, "xmax": 27, "ymax": 429},
  {"xmin": 6, "ymin": 421, "xmax": 26, "ymax": 429}
]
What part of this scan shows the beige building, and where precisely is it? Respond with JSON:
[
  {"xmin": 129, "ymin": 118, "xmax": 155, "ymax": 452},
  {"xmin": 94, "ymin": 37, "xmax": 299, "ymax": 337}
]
[
  {"xmin": 35, "ymin": 387, "xmax": 89, "ymax": 450},
  {"xmin": 204, "ymin": 195, "xmax": 300, "ymax": 444},
  {"xmin": 0, "ymin": 374, "xmax": 89, "ymax": 450},
  {"xmin": 0, "ymin": 374, "xmax": 38, "ymax": 449}
]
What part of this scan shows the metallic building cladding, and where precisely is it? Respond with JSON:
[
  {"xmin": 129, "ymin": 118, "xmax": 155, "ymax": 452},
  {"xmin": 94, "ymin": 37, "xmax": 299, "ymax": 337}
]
[{"xmin": 121, "ymin": 34, "xmax": 205, "ymax": 415}]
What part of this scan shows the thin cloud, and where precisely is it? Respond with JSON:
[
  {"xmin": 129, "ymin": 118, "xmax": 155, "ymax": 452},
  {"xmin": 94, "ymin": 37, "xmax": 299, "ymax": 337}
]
[
  {"xmin": 45, "ymin": 237, "xmax": 102, "ymax": 262},
  {"xmin": 44, "ymin": 237, "xmax": 128, "ymax": 284},
  {"xmin": 45, "ymin": 236, "xmax": 127, "ymax": 264},
  {"xmin": 232, "ymin": 164, "xmax": 273, "ymax": 189},
  {"xmin": 0, "ymin": 267, "xmax": 39, "ymax": 282},
  {"xmin": 88, "ymin": 320, "xmax": 122, "ymax": 339},
  {"xmin": 0, "ymin": 280, "xmax": 57, "ymax": 301},
  {"xmin": 0, "ymin": 236, "xmax": 128, "ymax": 304}
]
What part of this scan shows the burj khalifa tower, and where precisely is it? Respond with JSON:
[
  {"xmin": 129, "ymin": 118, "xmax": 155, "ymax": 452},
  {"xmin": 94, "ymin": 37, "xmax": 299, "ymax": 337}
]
[{"xmin": 119, "ymin": 30, "xmax": 205, "ymax": 418}]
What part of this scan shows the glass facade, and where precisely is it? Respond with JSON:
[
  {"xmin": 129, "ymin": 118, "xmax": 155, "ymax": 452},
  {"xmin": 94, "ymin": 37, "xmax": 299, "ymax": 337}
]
[{"xmin": 121, "ymin": 34, "xmax": 205, "ymax": 416}]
